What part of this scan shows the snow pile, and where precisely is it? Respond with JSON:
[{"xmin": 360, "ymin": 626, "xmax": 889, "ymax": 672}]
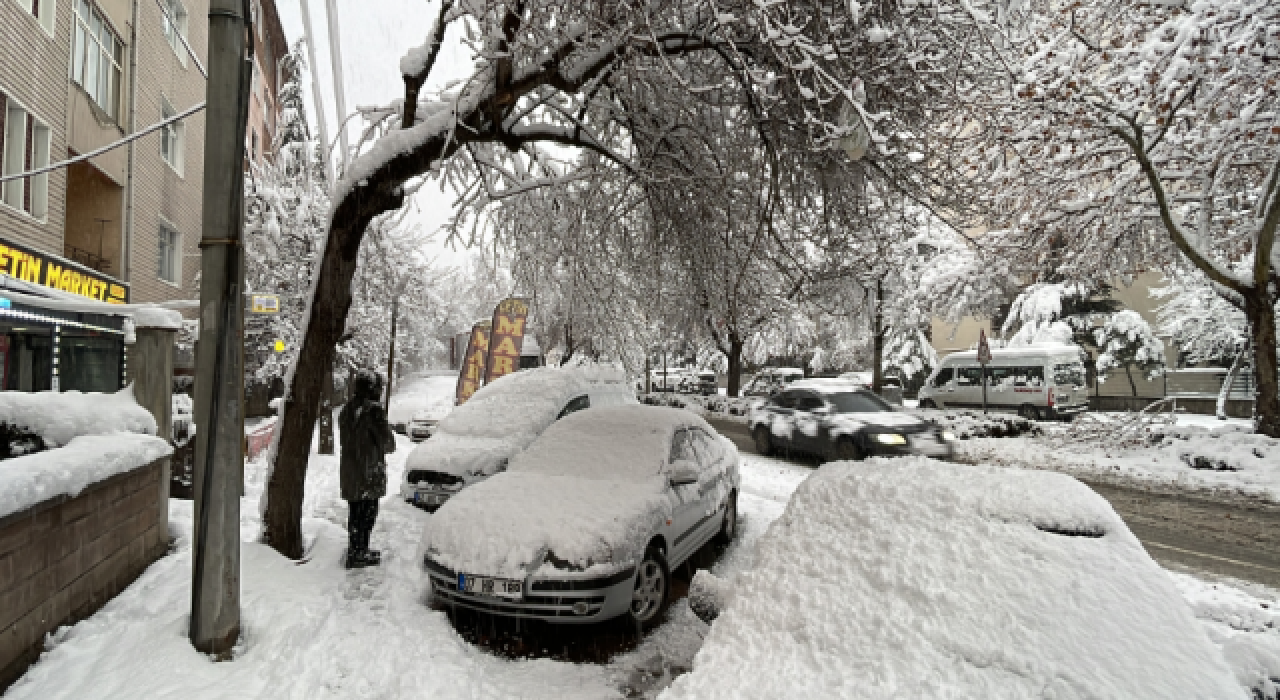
[
  {"xmin": 0, "ymin": 434, "xmax": 171, "ymax": 519},
  {"xmin": 422, "ymin": 407, "xmax": 722, "ymax": 578},
  {"xmin": 0, "ymin": 386, "xmax": 157, "ymax": 447},
  {"xmin": 963, "ymin": 418, "xmax": 1280, "ymax": 500},
  {"xmin": 1168, "ymin": 571, "xmax": 1280, "ymax": 700},
  {"xmin": 129, "ymin": 306, "xmax": 184, "ymax": 330},
  {"xmin": 686, "ymin": 570, "xmax": 732, "ymax": 624},
  {"xmin": 664, "ymin": 459, "xmax": 1242, "ymax": 699},
  {"xmin": 908, "ymin": 407, "xmax": 1039, "ymax": 439}
]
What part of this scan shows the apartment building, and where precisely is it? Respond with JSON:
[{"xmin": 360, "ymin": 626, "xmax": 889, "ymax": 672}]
[
  {"xmin": 246, "ymin": 0, "xmax": 287, "ymax": 166},
  {"xmin": 0, "ymin": 0, "xmax": 286, "ymax": 392}
]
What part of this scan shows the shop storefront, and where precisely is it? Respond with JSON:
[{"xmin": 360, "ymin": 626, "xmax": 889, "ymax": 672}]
[{"xmin": 0, "ymin": 240, "xmax": 130, "ymax": 393}]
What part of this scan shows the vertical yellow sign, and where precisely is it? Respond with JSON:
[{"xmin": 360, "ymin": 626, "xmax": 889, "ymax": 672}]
[
  {"xmin": 484, "ymin": 298, "xmax": 531, "ymax": 385},
  {"xmin": 455, "ymin": 321, "xmax": 491, "ymax": 405}
]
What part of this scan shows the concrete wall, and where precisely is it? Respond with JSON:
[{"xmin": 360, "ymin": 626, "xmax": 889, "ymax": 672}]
[{"xmin": 0, "ymin": 456, "xmax": 168, "ymax": 691}]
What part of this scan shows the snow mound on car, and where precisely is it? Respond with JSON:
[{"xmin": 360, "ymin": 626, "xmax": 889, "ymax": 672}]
[
  {"xmin": 422, "ymin": 406, "xmax": 710, "ymax": 578},
  {"xmin": 435, "ymin": 367, "xmax": 591, "ymax": 440},
  {"xmin": 662, "ymin": 459, "xmax": 1242, "ymax": 700}
]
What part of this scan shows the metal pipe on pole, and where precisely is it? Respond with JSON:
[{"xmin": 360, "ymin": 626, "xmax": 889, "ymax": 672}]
[
  {"xmin": 298, "ymin": 0, "xmax": 334, "ymax": 183},
  {"xmin": 324, "ymin": 0, "xmax": 351, "ymax": 173},
  {"xmin": 190, "ymin": 0, "xmax": 250, "ymax": 658}
]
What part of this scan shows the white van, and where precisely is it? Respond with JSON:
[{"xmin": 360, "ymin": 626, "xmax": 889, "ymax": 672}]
[{"xmin": 917, "ymin": 346, "xmax": 1089, "ymax": 420}]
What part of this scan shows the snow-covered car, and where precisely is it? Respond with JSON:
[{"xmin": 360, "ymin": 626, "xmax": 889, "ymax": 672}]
[
  {"xmin": 387, "ymin": 372, "xmax": 458, "ymax": 434},
  {"xmin": 918, "ymin": 345, "xmax": 1090, "ymax": 420},
  {"xmin": 740, "ymin": 367, "xmax": 804, "ymax": 397},
  {"xmin": 837, "ymin": 370, "xmax": 874, "ymax": 387},
  {"xmin": 421, "ymin": 405, "xmax": 740, "ymax": 628},
  {"xmin": 747, "ymin": 378, "xmax": 955, "ymax": 460},
  {"xmin": 406, "ymin": 404, "xmax": 452, "ymax": 442},
  {"xmin": 664, "ymin": 459, "xmax": 1242, "ymax": 699},
  {"xmin": 400, "ymin": 366, "xmax": 636, "ymax": 510}
]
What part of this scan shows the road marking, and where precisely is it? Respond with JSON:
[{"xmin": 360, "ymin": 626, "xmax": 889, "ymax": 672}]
[{"xmin": 1143, "ymin": 541, "xmax": 1280, "ymax": 574}]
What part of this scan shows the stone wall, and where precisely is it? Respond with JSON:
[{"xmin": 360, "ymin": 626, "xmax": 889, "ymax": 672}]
[{"xmin": 0, "ymin": 456, "xmax": 168, "ymax": 691}]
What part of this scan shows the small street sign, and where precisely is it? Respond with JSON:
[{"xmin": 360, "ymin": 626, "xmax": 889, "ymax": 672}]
[{"xmin": 251, "ymin": 295, "xmax": 280, "ymax": 314}]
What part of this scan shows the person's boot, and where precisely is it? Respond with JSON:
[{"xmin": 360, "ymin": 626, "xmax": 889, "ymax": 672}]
[{"xmin": 346, "ymin": 549, "xmax": 374, "ymax": 569}]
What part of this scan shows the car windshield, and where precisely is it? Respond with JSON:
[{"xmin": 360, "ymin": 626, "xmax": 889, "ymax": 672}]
[
  {"xmin": 1053, "ymin": 363, "xmax": 1086, "ymax": 388},
  {"xmin": 827, "ymin": 391, "xmax": 892, "ymax": 413}
]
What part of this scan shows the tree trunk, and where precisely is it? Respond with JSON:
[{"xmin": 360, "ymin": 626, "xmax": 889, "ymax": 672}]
[
  {"xmin": 317, "ymin": 348, "xmax": 335, "ymax": 455},
  {"xmin": 726, "ymin": 335, "xmax": 744, "ymax": 397},
  {"xmin": 1245, "ymin": 292, "xmax": 1280, "ymax": 437},
  {"xmin": 871, "ymin": 280, "xmax": 884, "ymax": 393},
  {"xmin": 1217, "ymin": 346, "xmax": 1246, "ymax": 421},
  {"xmin": 1124, "ymin": 364, "xmax": 1137, "ymax": 397},
  {"xmin": 384, "ymin": 297, "xmax": 399, "ymax": 405}
]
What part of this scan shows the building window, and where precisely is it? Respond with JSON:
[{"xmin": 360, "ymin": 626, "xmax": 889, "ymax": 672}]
[
  {"xmin": 0, "ymin": 92, "xmax": 52, "ymax": 220},
  {"xmin": 16, "ymin": 0, "xmax": 56, "ymax": 35},
  {"xmin": 72, "ymin": 0, "xmax": 124, "ymax": 121},
  {"xmin": 161, "ymin": 0, "xmax": 188, "ymax": 65},
  {"xmin": 160, "ymin": 98, "xmax": 184, "ymax": 174},
  {"xmin": 158, "ymin": 225, "xmax": 180, "ymax": 284}
]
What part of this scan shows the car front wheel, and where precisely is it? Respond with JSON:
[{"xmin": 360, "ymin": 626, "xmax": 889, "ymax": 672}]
[
  {"xmin": 834, "ymin": 437, "xmax": 863, "ymax": 461},
  {"xmin": 629, "ymin": 548, "xmax": 670, "ymax": 630},
  {"xmin": 714, "ymin": 492, "xmax": 738, "ymax": 545}
]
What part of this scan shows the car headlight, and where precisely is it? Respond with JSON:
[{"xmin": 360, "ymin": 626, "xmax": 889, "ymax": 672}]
[
  {"xmin": 874, "ymin": 433, "xmax": 907, "ymax": 446},
  {"xmin": 940, "ymin": 430, "xmax": 956, "ymax": 442}
]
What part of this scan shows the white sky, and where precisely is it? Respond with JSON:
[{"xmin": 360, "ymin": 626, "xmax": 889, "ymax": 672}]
[{"xmin": 275, "ymin": 0, "xmax": 477, "ymax": 266}]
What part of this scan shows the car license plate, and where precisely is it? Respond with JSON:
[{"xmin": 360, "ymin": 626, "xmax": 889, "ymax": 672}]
[
  {"xmin": 414, "ymin": 492, "xmax": 445, "ymax": 505},
  {"xmin": 458, "ymin": 573, "xmax": 522, "ymax": 599}
]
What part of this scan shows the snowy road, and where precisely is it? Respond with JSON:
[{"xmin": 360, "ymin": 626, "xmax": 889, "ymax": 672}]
[{"xmin": 704, "ymin": 416, "xmax": 1280, "ymax": 587}]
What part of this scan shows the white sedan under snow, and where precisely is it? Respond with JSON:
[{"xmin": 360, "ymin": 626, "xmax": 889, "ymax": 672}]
[
  {"xmin": 420, "ymin": 405, "xmax": 740, "ymax": 628},
  {"xmin": 664, "ymin": 459, "xmax": 1245, "ymax": 699}
]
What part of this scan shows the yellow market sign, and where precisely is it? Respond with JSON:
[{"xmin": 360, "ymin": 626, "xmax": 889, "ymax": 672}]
[{"xmin": 0, "ymin": 239, "xmax": 128, "ymax": 303}]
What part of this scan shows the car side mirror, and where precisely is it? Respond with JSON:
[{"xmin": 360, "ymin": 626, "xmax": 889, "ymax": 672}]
[{"xmin": 668, "ymin": 463, "xmax": 699, "ymax": 486}]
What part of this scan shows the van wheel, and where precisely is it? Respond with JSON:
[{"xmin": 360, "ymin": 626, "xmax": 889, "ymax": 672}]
[
  {"xmin": 919, "ymin": 399, "xmax": 937, "ymax": 410},
  {"xmin": 1018, "ymin": 404, "xmax": 1039, "ymax": 421}
]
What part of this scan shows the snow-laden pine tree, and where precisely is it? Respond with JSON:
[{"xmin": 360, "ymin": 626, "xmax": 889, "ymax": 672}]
[{"xmin": 1094, "ymin": 311, "xmax": 1166, "ymax": 397}]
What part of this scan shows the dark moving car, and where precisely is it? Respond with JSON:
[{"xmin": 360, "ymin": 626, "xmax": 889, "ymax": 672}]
[{"xmin": 746, "ymin": 379, "xmax": 955, "ymax": 460}]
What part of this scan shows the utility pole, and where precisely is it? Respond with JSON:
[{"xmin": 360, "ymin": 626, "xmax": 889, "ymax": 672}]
[
  {"xmin": 324, "ymin": 0, "xmax": 351, "ymax": 172},
  {"xmin": 190, "ymin": 0, "xmax": 248, "ymax": 658},
  {"xmin": 297, "ymin": 0, "xmax": 333, "ymax": 183}
]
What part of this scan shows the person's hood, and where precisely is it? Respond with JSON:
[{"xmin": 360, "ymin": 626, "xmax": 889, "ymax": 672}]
[
  {"xmin": 422, "ymin": 472, "xmax": 674, "ymax": 579},
  {"xmin": 403, "ymin": 433, "xmax": 524, "ymax": 478}
]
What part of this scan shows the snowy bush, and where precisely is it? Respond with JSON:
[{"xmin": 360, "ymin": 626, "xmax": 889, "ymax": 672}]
[
  {"xmin": 908, "ymin": 408, "xmax": 1039, "ymax": 439},
  {"xmin": 1095, "ymin": 311, "xmax": 1165, "ymax": 396}
]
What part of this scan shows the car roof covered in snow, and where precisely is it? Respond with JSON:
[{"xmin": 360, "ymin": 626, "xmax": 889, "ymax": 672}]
[
  {"xmin": 509, "ymin": 404, "xmax": 704, "ymax": 481},
  {"xmin": 434, "ymin": 367, "xmax": 592, "ymax": 439},
  {"xmin": 664, "ymin": 459, "xmax": 1241, "ymax": 699},
  {"xmin": 941, "ymin": 345, "xmax": 1083, "ymax": 364},
  {"xmin": 785, "ymin": 378, "xmax": 865, "ymax": 394}
]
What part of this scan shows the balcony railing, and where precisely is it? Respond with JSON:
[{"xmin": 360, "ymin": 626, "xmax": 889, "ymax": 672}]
[{"xmin": 64, "ymin": 245, "xmax": 112, "ymax": 274}]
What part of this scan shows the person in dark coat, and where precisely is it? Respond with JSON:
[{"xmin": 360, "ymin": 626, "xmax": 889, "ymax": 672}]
[{"xmin": 338, "ymin": 369, "xmax": 396, "ymax": 569}]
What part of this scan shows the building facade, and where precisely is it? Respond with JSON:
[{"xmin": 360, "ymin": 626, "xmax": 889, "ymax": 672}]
[{"xmin": 0, "ymin": 0, "xmax": 286, "ymax": 392}]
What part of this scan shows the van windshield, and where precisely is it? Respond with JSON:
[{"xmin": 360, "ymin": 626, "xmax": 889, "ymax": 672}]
[{"xmin": 1053, "ymin": 363, "xmax": 1086, "ymax": 388}]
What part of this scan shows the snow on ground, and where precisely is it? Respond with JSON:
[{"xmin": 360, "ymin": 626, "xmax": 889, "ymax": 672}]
[
  {"xmin": 5, "ymin": 416, "xmax": 1267, "ymax": 699},
  {"xmin": 958, "ymin": 412, "xmax": 1280, "ymax": 502},
  {"xmin": 1169, "ymin": 570, "xmax": 1280, "ymax": 699},
  {"xmin": 3, "ymin": 419, "xmax": 809, "ymax": 700},
  {"xmin": 664, "ymin": 459, "xmax": 1243, "ymax": 699}
]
